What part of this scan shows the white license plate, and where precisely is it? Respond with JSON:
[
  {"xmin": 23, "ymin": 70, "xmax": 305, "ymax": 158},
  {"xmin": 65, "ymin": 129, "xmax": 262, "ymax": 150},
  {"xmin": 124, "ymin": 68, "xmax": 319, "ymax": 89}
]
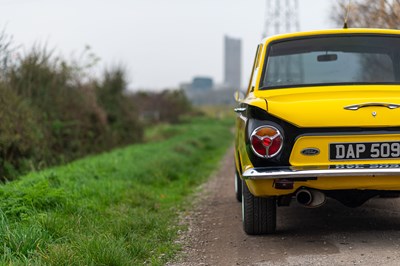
[{"xmin": 330, "ymin": 142, "xmax": 400, "ymax": 160}]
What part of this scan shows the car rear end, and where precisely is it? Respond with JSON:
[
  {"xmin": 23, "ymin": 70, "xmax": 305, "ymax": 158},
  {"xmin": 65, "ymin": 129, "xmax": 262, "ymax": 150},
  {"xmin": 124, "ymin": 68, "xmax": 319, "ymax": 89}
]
[{"xmin": 235, "ymin": 29, "xmax": 400, "ymax": 234}]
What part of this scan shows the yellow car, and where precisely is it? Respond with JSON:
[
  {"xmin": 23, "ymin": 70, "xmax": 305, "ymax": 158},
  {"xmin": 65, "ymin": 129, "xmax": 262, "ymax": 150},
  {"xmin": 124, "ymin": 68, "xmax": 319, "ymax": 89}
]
[{"xmin": 235, "ymin": 28, "xmax": 400, "ymax": 235}]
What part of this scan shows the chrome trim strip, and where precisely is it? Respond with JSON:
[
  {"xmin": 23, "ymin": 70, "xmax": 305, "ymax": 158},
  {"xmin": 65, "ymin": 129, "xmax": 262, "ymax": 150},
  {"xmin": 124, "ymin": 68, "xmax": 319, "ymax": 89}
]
[
  {"xmin": 344, "ymin": 102, "xmax": 400, "ymax": 111},
  {"xmin": 243, "ymin": 165, "xmax": 400, "ymax": 180},
  {"xmin": 234, "ymin": 107, "xmax": 247, "ymax": 113}
]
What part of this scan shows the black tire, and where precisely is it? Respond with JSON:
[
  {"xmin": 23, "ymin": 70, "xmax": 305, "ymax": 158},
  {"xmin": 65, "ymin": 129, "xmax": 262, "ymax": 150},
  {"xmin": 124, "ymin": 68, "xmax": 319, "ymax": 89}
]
[
  {"xmin": 235, "ymin": 170, "xmax": 242, "ymax": 202},
  {"xmin": 242, "ymin": 180, "xmax": 276, "ymax": 235}
]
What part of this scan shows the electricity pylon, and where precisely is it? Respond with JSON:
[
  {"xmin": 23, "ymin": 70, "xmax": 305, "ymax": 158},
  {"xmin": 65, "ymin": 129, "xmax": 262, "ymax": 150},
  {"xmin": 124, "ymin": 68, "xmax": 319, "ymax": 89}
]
[{"xmin": 262, "ymin": 0, "xmax": 300, "ymax": 38}]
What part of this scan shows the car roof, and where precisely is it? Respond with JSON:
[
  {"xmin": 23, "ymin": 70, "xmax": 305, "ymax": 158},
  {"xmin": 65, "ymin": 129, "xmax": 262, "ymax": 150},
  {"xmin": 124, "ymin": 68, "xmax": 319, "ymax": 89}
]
[{"xmin": 261, "ymin": 28, "xmax": 400, "ymax": 44}]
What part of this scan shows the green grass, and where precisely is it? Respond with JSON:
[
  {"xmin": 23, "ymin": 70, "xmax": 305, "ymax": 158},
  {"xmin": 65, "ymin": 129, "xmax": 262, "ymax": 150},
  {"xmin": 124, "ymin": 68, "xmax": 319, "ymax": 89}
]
[
  {"xmin": 144, "ymin": 123, "xmax": 183, "ymax": 142},
  {"xmin": 0, "ymin": 117, "xmax": 233, "ymax": 265},
  {"xmin": 197, "ymin": 105, "xmax": 236, "ymax": 120}
]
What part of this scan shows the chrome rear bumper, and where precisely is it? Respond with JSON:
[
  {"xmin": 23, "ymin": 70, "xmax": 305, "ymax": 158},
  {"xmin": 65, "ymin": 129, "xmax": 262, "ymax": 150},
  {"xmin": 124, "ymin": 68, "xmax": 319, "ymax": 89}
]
[{"xmin": 243, "ymin": 164, "xmax": 400, "ymax": 180}]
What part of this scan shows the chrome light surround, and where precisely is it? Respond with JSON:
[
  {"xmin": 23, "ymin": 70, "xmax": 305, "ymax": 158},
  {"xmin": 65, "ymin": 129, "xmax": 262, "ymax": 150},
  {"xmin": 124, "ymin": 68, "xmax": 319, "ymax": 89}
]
[{"xmin": 250, "ymin": 125, "xmax": 284, "ymax": 159}]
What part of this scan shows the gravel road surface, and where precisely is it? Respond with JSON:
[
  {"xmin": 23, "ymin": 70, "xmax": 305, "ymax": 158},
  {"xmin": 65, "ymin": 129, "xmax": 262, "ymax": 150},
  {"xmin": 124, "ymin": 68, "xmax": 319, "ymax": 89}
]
[{"xmin": 170, "ymin": 149, "xmax": 400, "ymax": 265}]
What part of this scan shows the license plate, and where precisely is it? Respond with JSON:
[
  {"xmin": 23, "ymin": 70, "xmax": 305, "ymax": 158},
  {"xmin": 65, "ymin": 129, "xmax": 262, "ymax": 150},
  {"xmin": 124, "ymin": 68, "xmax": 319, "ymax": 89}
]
[
  {"xmin": 330, "ymin": 164, "xmax": 400, "ymax": 169},
  {"xmin": 330, "ymin": 141, "xmax": 400, "ymax": 160}
]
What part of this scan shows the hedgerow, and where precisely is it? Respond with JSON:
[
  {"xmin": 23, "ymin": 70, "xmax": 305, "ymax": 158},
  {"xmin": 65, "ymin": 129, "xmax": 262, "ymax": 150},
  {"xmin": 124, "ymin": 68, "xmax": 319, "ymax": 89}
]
[{"xmin": 0, "ymin": 32, "xmax": 191, "ymax": 180}]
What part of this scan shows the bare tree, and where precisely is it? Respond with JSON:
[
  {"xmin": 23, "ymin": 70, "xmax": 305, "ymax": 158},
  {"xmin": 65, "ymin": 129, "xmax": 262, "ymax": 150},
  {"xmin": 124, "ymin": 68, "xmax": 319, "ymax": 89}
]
[{"xmin": 331, "ymin": 0, "xmax": 400, "ymax": 28}]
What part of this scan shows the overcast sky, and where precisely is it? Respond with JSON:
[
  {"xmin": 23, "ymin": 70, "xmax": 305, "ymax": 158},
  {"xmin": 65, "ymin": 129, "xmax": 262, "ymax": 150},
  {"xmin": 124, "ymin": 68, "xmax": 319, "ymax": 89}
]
[{"xmin": 0, "ymin": 0, "xmax": 336, "ymax": 90}]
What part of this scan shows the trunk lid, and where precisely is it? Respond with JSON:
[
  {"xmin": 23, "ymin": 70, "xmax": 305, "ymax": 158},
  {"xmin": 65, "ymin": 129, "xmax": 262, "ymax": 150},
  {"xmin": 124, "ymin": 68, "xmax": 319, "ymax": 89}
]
[{"xmin": 255, "ymin": 85, "xmax": 400, "ymax": 128}]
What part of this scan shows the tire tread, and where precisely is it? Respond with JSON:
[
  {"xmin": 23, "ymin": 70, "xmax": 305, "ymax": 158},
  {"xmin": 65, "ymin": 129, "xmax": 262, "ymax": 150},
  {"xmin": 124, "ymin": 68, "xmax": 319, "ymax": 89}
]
[{"xmin": 242, "ymin": 180, "xmax": 276, "ymax": 235}]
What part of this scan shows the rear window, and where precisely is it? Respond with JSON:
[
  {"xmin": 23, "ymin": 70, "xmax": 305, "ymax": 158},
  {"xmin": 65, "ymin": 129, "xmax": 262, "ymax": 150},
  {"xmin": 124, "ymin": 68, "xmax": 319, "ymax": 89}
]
[{"xmin": 260, "ymin": 35, "xmax": 400, "ymax": 89}]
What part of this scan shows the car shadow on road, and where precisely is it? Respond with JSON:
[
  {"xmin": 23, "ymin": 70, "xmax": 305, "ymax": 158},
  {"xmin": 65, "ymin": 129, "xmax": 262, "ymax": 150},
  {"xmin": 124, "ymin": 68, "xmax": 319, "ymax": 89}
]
[
  {"xmin": 237, "ymin": 197, "xmax": 400, "ymax": 261},
  {"xmin": 275, "ymin": 197, "xmax": 400, "ymax": 236}
]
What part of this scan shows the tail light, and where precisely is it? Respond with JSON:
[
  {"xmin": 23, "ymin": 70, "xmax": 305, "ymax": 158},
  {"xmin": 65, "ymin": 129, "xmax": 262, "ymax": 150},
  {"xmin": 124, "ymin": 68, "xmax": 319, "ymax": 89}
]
[{"xmin": 250, "ymin": 125, "xmax": 283, "ymax": 158}]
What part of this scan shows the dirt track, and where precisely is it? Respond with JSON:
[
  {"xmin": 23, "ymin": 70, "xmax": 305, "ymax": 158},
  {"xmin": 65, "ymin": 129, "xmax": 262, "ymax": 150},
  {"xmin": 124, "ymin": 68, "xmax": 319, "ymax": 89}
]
[{"xmin": 170, "ymin": 148, "xmax": 400, "ymax": 265}]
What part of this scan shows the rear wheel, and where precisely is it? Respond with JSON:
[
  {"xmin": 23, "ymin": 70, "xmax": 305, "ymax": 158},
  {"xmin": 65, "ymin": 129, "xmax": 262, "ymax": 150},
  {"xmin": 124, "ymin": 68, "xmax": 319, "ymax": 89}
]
[
  {"xmin": 235, "ymin": 170, "xmax": 242, "ymax": 202},
  {"xmin": 242, "ymin": 180, "xmax": 276, "ymax": 235}
]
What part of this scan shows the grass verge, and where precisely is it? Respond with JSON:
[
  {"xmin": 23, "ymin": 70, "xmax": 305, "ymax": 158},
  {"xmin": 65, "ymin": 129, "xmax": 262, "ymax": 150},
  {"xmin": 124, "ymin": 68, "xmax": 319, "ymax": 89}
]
[{"xmin": 0, "ymin": 117, "xmax": 233, "ymax": 265}]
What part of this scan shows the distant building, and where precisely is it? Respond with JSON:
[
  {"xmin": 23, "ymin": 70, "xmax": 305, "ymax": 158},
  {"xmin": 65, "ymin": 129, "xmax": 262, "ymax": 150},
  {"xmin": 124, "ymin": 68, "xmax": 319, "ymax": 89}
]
[
  {"xmin": 191, "ymin": 77, "xmax": 213, "ymax": 91},
  {"xmin": 182, "ymin": 77, "xmax": 236, "ymax": 106},
  {"xmin": 224, "ymin": 36, "xmax": 242, "ymax": 89},
  {"xmin": 182, "ymin": 76, "xmax": 214, "ymax": 105},
  {"xmin": 180, "ymin": 36, "xmax": 243, "ymax": 106}
]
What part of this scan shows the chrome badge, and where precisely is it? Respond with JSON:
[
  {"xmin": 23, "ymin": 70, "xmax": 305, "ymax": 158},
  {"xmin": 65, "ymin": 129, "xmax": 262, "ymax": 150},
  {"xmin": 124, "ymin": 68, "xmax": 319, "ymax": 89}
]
[
  {"xmin": 372, "ymin": 111, "xmax": 377, "ymax": 117},
  {"xmin": 301, "ymin": 148, "xmax": 320, "ymax": 156}
]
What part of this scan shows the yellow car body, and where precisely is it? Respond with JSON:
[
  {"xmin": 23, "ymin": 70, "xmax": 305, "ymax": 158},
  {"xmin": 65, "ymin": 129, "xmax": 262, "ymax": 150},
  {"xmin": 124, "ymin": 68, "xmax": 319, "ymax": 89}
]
[{"xmin": 235, "ymin": 28, "xmax": 400, "ymax": 234}]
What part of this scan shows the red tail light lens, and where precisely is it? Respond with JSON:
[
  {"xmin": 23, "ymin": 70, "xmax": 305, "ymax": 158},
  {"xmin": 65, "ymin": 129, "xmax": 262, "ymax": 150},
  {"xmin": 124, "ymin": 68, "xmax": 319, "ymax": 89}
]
[{"xmin": 250, "ymin": 126, "xmax": 283, "ymax": 158}]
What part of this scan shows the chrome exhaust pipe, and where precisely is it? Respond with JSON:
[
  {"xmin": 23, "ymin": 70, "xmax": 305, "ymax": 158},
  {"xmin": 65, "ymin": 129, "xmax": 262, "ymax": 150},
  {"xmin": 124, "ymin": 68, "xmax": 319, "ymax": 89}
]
[
  {"xmin": 296, "ymin": 189, "xmax": 326, "ymax": 208},
  {"xmin": 296, "ymin": 189, "xmax": 312, "ymax": 206}
]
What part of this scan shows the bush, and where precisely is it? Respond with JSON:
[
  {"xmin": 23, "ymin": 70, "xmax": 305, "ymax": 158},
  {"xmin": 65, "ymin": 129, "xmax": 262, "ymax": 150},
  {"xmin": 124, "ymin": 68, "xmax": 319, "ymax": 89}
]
[
  {"xmin": 0, "ymin": 42, "xmax": 146, "ymax": 179},
  {"xmin": 130, "ymin": 89, "xmax": 192, "ymax": 124},
  {"xmin": 7, "ymin": 47, "xmax": 111, "ymax": 163},
  {"xmin": 0, "ymin": 84, "xmax": 44, "ymax": 180},
  {"xmin": 0, "ymin": 32, "xmax": 192, "ymax": 180},
  {"xmin": 96, "ymin": 66, "xmax": 143, "ymax": 148}
]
